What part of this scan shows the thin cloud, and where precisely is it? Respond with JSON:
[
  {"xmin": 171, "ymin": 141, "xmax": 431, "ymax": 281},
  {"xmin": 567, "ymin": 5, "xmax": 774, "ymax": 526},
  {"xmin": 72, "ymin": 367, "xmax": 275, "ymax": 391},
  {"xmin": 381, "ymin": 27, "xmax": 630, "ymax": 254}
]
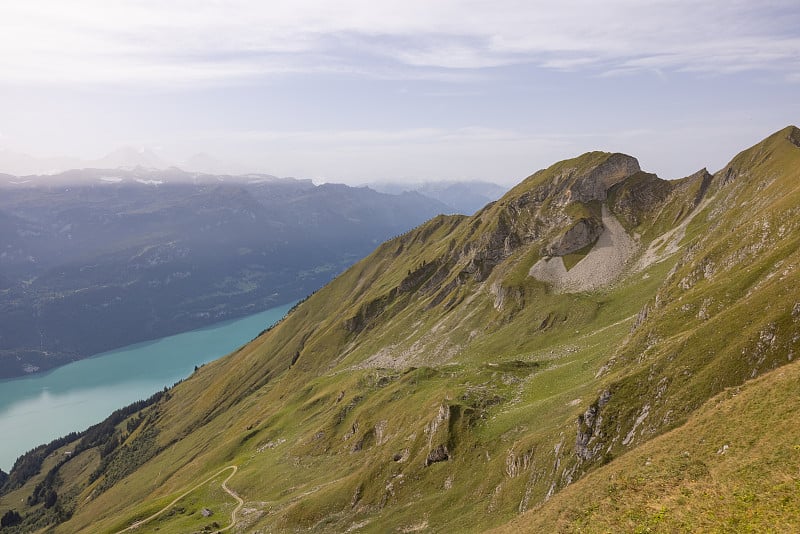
[
  {"xmin": 1, "ymin": 1, "xmax": 798, "ymax": 86},
  {"xmin": 179, "ymin": 126, "xmax": 529, "ymax": 146}
]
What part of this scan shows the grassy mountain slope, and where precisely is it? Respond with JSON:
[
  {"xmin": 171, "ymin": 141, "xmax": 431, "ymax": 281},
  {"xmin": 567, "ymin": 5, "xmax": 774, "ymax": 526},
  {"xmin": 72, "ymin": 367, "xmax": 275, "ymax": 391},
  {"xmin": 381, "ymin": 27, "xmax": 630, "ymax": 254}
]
[
  {"xmin": 1, "ymin": 126, "xmax": 799, "ymax": 533},
  {"xmin": 494, "ymin": 356, "xmax": 800, "ymax": 533}
]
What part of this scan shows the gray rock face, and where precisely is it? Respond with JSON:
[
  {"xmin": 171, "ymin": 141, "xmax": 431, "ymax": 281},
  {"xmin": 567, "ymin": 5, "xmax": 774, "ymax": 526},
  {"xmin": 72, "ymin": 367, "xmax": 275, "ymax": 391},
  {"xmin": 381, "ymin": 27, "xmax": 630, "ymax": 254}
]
[
  {"xmin": 545, "ymin": 217, "xmax": 603, "ymax": 257},
  {"xmin": 575, "ymin": 389, "xmax": 611, "ymax": 461},
  {"xmin": 425, "ymin": 444, "xmax": 450, "ymax": 466},
  {"xmin": 568, "ymin": 154, "xmax": 641, "ymax": 203},
  {"xmin": 348, "ymin": 152, "xmax": 641, "ymax": 324},
  {"xmin": 608, "ymin": 171, "xmax": 676, "ymax": 228},
  {"xmin": 789, "ymin": 126, "xmax": 800, "ymax": 148}
]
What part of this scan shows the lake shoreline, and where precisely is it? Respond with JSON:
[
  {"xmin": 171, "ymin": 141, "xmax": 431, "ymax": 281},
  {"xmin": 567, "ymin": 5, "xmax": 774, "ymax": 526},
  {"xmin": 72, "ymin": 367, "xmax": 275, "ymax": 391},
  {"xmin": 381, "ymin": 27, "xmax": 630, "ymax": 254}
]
[{"xmin": 0, "ymin": 301, "xmax": 296, "ymax": 471}]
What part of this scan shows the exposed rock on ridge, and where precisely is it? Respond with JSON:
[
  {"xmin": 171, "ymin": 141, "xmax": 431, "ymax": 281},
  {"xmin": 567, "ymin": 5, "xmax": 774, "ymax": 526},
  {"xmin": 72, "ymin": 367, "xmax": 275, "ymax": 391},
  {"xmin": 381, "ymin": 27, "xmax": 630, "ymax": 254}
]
[
  {"xmin": 553, "ymin": 153, "xmax": 641, "ymax": 203},
  {"xmin": 575, "ymin": 389, "xmax": 612, "ymax": 461},
  {"xmin": 788, "ymin": 125, "xmax": 800, "ymax": 148},
  {"xmin": 607, "ymin": 171, "xmax": 674, "ymax": 228}
]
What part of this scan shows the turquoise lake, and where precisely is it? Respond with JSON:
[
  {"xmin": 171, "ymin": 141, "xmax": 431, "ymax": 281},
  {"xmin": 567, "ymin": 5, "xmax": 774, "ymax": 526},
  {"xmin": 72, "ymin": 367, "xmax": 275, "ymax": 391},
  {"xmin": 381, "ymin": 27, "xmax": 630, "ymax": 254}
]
[{"xmin": 0, "ymin": 301, "xmax": 296, "ymax": 471}]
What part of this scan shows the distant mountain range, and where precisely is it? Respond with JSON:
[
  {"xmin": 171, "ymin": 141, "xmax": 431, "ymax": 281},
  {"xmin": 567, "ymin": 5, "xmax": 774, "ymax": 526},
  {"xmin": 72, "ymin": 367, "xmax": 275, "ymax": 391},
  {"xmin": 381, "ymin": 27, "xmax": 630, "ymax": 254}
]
[
  {"xmin": 0, "ymin": 147, "xmax": 508, "ymax": 215},
  {"xmin": 0, "ymin": 167, "xmax": 449, "ymax": 378},
  {"xmin": 369, "ymin": 180, "xmax": 508, "ymax": 214},
  {"xmin": 0, "ymin": 147, "xmax": 246, "ymax": 177}
]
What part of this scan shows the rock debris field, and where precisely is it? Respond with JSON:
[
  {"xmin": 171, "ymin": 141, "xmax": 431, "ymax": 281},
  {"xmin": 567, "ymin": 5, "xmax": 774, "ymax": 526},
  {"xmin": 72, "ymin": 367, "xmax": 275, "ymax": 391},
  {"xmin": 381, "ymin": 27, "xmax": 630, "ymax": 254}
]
[{"xmin": 529, "ymin": 204, "xmax": 638, "ymax": 292}]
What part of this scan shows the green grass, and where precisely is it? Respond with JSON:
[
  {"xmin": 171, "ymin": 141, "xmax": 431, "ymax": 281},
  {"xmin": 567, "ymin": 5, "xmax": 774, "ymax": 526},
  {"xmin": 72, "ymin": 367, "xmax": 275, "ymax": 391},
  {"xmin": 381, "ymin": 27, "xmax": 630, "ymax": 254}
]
[
  {"xmin": 3, "ymin": 127, "xmax": 799, "ymax": 534},
  {"xmin": 561, "ymin": 241, "xmax": 594, "ymax": 271},
  {"xmin": 495, "ymin": 358, "xmax": 800, "ymax": 533}
]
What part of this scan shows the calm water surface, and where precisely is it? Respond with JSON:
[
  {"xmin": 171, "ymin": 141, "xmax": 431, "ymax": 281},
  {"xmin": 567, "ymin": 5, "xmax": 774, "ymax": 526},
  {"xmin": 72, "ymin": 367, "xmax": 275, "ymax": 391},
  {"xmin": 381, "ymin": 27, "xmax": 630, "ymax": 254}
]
[{"xmin": 0, "ymin": 302, "xmax": 295, "ymax": 471}]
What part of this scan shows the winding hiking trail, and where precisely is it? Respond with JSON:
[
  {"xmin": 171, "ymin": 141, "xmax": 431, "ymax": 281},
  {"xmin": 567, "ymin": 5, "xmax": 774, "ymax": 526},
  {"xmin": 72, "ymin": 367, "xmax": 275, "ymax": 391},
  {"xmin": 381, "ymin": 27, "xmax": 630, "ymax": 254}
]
[
  {"xmin": 217, "ymin": 467, "xmax": 244, "ymax": 533},
  {"xmin": 115, "ymin": 465, "xmax": 243, "ymax": 534}
]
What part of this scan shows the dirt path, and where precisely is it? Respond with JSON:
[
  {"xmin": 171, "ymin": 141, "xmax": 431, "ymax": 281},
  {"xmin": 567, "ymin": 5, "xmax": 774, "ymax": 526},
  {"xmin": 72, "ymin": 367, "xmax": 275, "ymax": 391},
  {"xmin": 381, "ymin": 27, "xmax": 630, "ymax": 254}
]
[
  {"xmin": 115, "ymin": 465, "xmax": 241, "ymax": 534},
  {"xmin": 216, "ymin": 467, "xmax": 244, "ymax": 533}
]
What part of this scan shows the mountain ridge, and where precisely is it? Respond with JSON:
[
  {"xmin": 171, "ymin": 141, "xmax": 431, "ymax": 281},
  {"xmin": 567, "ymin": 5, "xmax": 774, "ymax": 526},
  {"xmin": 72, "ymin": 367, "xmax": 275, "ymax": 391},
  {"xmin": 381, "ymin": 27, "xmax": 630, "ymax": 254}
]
[{"xmin": 1, "ymin": 125, "xmax": 798, "ymax": 533}]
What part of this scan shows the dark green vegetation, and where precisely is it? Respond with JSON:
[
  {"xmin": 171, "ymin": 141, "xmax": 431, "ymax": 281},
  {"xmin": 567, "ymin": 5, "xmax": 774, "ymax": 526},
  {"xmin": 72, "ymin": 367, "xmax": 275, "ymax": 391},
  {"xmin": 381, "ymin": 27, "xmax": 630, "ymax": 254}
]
[
  {"xmin": 1, "ymin": 127, "xmax": 799, "ymax": 532},
  {"xmin": 0, "ymin": 169, "xmax": 447, "ymax": 378},
  {"xmin": 0, "ymin": 389, "xmax": 169, "ymax": 531}
]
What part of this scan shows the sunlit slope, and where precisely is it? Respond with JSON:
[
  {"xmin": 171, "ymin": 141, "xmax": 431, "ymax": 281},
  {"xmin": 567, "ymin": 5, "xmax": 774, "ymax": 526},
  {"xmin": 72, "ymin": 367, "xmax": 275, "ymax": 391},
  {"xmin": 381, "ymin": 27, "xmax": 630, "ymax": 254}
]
[
  {"xmin": 494, "ymin": 357, "xmax": 800, "ymax": 533},
  {"xmin": 1, "ymin": 126, "xmax": 798, "ymax": 533},
  {"xmin": 577, "ymin": 125, "xmax": 800, "ymax": 468}
]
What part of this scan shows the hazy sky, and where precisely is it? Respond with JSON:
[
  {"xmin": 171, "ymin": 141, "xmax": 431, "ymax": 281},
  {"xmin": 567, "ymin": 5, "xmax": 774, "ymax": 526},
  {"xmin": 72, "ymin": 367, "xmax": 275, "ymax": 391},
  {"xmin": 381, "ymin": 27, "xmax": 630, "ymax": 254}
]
[{"xmin": 1, "ymin": 1, "xmax": 798, "ymax": 184}]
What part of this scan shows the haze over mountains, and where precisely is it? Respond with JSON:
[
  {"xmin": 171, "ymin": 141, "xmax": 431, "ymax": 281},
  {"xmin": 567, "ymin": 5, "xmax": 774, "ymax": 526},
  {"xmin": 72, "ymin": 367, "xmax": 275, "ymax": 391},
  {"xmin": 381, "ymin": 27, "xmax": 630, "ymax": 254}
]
[
  {"xmin": 0, "ymin": 146, "xmax": 236, "ymax": 178},
  {"xmin": 0, "ymin": 145, "xmax": 507, "ymax": 213},
  {"xmin": 368, "ymin": 180, "xmax": 508, "ymax": 215},
  {"xmin": 0, "ymin": 167, "xmax": 451, "ymax": 378},
  {"xmin": 2, "ymin": 126, "xmax": 798, "ymax": 532},
  {"xmin": 0, "ymin": 147, "xmax": 162, "ymax": 178}
]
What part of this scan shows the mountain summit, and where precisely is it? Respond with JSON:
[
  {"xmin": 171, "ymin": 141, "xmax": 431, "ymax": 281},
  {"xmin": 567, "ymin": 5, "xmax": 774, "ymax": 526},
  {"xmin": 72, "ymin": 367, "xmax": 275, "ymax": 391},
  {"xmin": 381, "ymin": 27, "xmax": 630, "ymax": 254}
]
[{"xmin": 2, "ymin": 126, "xmax": 799, "ymax": 533}]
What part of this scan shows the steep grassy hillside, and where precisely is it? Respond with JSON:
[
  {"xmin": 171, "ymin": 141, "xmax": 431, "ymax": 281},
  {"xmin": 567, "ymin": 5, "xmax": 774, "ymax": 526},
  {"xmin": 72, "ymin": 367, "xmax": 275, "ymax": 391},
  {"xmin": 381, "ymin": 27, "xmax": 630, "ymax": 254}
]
[
  {"xmin": 494, "ymin": 357, "xmax": 800, "ymax": 533},
  {"xmin": 1, "ymin": 126, "xmax": 798, "ymax": 533}
]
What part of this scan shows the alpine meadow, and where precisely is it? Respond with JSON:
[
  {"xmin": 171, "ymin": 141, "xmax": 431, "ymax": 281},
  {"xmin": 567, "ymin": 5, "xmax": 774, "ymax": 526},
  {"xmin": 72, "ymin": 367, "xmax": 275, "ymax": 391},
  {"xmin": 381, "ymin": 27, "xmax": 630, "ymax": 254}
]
[{"xmin": 2, "ymin": 125, "xmax": 800, "ymax": 533}]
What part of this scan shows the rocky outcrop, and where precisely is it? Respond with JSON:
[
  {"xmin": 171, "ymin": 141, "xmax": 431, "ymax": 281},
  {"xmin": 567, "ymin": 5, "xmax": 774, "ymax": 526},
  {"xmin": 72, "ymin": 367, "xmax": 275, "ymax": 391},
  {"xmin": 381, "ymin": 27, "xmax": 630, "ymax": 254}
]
[
  {"xmin": 530, "ymin": 205, "xmax": 637, "ymax": 292},
  {"xmin": 788, "ymin": 125, "xmax": 800, "ymax": 148},
  {"xmin": 567, "ymin": 154, "xmax": 641, "ymax": 203},
  {"xmin": 608, "ymin": 171, "xmax": 674, "ymax": 228},
  {"xmin": 544, "ymin": 217, "xmax": 603, "ymax": 257},
  {"xmin": 688, "ymin": 168, "xmax": 714, "ymax": 208},
  {"xmin": 423, "ymin": 404, "xmax": 453, "ymax": 466},
  {"xmin": 457, "ymin": 153, "xmax": 639, "ymax": 280},
  {"xmin": 425, "ymin": 444, "xmax": 450, "ymax": 466},
  {"xmin": 344, "ymin": 291, "xmax": 397, "ymax": 333},
  {"xmin": 398, "ymin": 260, "xmax": 441, "ymax": 293},
  {"xmin": 346, "ymin": 153, "xmax": 641, "ymax": 323},
  {"xmin": 575, "ymin": 389, "xmax": 611, "ymax": 461}
]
